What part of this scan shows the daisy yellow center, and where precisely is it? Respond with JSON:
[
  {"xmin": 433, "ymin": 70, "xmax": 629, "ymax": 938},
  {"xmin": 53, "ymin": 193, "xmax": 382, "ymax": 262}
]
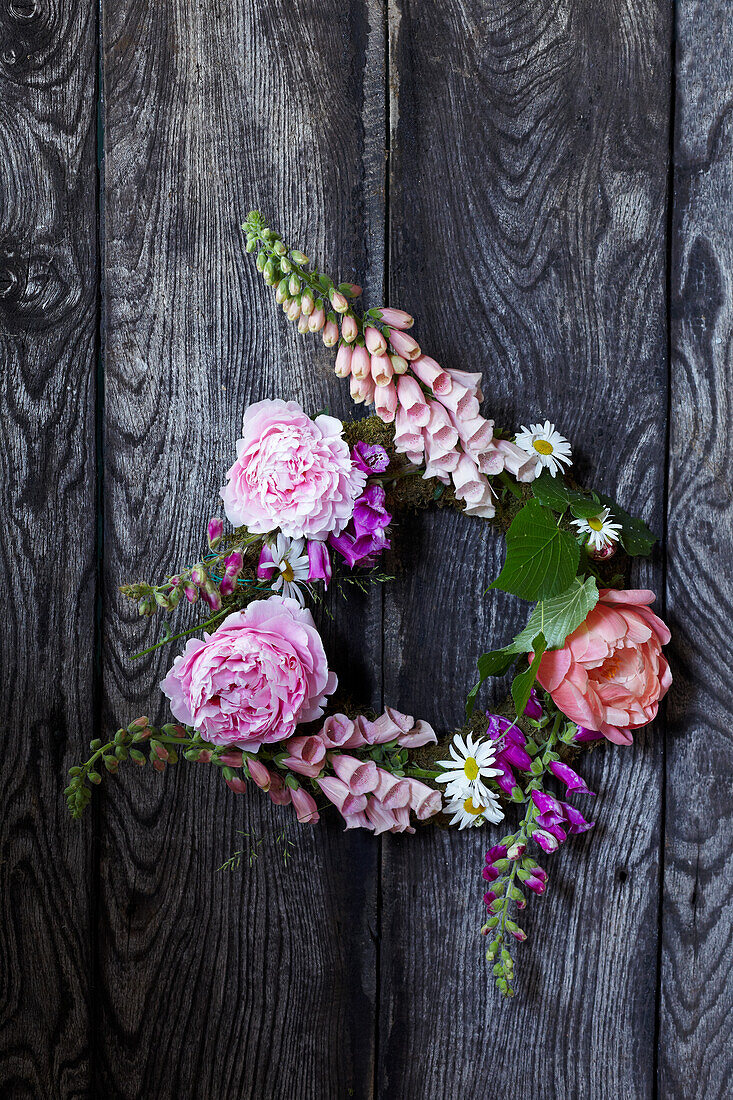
[
  {"xmin": 280, "ymin": 562, "xmax": 295, "ymax": 582},
  {"xmin": 533, "ymin": 438, "xmax": 554, "ymax": 455},
  {"xmin": 588, "ymin": 517, "xmax": 604, "ymax": 531},
  {"xmin": 464, "ymin": 756, "xmax": 480, "ymax": 781},
  {"xmin": 463, "ymin": 797, "xmax": 485, "ymax": 816}
]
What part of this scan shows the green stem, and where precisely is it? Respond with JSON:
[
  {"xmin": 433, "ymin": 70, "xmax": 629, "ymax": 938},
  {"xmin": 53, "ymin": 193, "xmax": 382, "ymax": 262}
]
[
  {"xmin": 132, "ymin": 609, "xmax": 229, "ymax": 659},
  {"xmin": 404, "ymin": 766, "xmax": 441, "ymax": 780}
]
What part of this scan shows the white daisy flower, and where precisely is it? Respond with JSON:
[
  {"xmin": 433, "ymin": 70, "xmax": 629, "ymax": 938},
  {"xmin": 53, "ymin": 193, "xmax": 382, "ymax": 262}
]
[
  {"xmin": 264, "ymin": 533, "xmax": 310, "ymax": 606},
  {"xmin": 444, "ymin": 789, "xmax": 505, "ymax": 829},
  {"xmin": 514, "ymin": 420, "xmax": 573, "ymax": 478},
  {"xmin": 436, "ymin": 731, "xmax": 501, "ymax": 803},
  {"xmin": 571, "ymin": 507, "xmax": 623, "ymax": 551}
]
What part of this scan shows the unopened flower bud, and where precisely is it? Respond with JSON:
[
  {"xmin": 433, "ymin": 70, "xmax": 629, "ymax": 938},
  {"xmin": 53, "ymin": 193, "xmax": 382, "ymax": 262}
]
[
  {"xmin": 191, "ymin": 563, "xmax": 208, "ymax": 586},
  {"xmin": 207, "ymin": 516, "xmax": 224, "ymax": 549},
  {"xmin": 255, "ymin": 251, "xmax": 267, "ymax": 273},
  {"xmin": 389, "ymin": 353, "xmax": 409, "ymax": 375},
  {"xmin": 329, "ymin": 288, "xmax": 349, "ymax": 313},
  {"xmin": 387, "ymin": 328, "xmax": 421, "ymax": 360},
  {"xmin": 128, "ymin": 716, "xmax": 150, "ymax": 733},
  {"xmin": 335, "ymin": 343, "xmax": 353, "ymax": 379},
  {"xmin": 308, "ymin": 301, "xmax": 325, "ymax": 332},
  {"xmin": 280, "ymin": 256, "xmax": 292, "ymax": 274},
  {"xmin": 338, "ymin": 282, "xmax": 362, "ymax": 298},
  {"xmin": 364, "ymin": 325, "xmax": 387, "ymax": 355},
  {"xmin": 341, "ymin": 313, "xmax": 358, "ymax": 343},
  {"xmin": 263, "ymin": 260, "xmax": 278, "ymax": 285},
  {"xmin": 373, "ymin": 307, "xmax": 414, "ymax": 329},
  {"xmin": 225, "ymin": 775, "xmax": 248, "ymax": 794},
  {"xmin": 275, "ymin": 278, "xmax": 289, "ymax": 304},
  {"xmin": 201, "ymin": 580, "xmax": 223, "ymax": 611},
  {"xmin": 300, "ymin": 291, "xmax": 315, "ymax": 316},
  {"xmin": 182, "ymin": 581, "xmax": 199, "ymax": 603},
  {"xmin": 286, "ymin": 297, "xmax": 301, "ymax": 322},
  {"xmin": 297, "ymin": 313, "xmax": 310, "ymax": 334},
  {"xmin": 137, "ymin": 595, "xmax": 155, "ymax": 615},
  {"xmin": 220, "ymin": 550, "xmax": 243, "ymax": 596},
  {"xmin": 273, "ymin": 240, "xmax": 287, "ymax": 256},
  {"xmin": 290, "ymin": 249, "xmax": 309, "ymax": 265},
  {"xmin": 351, "ymin": 344, "xmax": 371, "ymax": 381},
  {"xmin": 281, "ymin": 297, "xmax": 292, "ymax": 313},
  {"xmin": 288, "ymin": 273, "xmax": 301, "ymax": 296},
  {"xmin": 322, "ymin": 316, "xmax": 339, "ymax": 347}
]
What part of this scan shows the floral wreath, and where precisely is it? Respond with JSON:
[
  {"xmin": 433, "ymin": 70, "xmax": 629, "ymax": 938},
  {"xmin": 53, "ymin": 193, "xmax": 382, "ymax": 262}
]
[{"xmin": 67, "ymin": 212, "xmax": 671, "ymax": 997}]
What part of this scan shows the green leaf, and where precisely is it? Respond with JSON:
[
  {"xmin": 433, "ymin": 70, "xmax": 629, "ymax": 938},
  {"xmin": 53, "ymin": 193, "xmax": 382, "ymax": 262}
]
[
  {"xmin": 530, "ymin": 470, "xmax": 575, "ymax": 513},
  {"xmin": 569, "ymin": 497, "xmax": 606, "ymax": 519},
  {"xmin": 596, "ymin": 493, "xmax": 656, "ymax": 556},
  {"xmin": 490, "ymin": 502, "xmax": 580, "ymax": 600},
  {"xmin": 511, "ymin": 635, "xmax": 547, "ymax": 717},
  {"xmin": 513, "ymin": 577, "xmax": 599, "ymax": 651},
  {"xmin": 465, "ymin": 648, "xmax": 518, "ymax": 718}
]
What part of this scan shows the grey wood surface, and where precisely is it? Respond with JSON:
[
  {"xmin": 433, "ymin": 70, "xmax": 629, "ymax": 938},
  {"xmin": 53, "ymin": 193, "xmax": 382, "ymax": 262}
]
[
  {"xmin": 0, "ymin": 1, "xmax": 98, "ymax": 1096},
  {"xmin": 661, "ymin": 2, "xmax": 733, "ymax": 1096},
  {"xmin": 0, "ymin": 0, "xmax": 731, "ymax": 1097}
]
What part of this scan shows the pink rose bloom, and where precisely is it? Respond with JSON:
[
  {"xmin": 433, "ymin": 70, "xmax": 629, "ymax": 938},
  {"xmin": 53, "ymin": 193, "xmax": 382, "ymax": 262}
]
[
  {"xmin": 534, "ymin": 589, "xmax": 672, "ymax": 745},
  {"xmin": 221, "ymin": 399, "xmax": 366, "ymax": 540},
  {"xmin": 160, "ymin": 595, "xmax": 337, "ymax": 749}
]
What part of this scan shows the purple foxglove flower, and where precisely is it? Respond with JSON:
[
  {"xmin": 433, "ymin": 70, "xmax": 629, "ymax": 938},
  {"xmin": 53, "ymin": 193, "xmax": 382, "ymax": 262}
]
[
  {"xmin": 484, "ymin": 890, "xmax": 499, "ymax": 907},
  {"xmin": 508, "ymin": 926, "xmax": 527, "ymax": 942},
  {"xmin": 493, "ymin": 760, "xmax": 517, "ymax": 795},
  {"xmin": 482, "ymin": 864, "xmax": 501, "ymax": 882},
  {"xmin": 549, "ymin": 760, "xmax": 595, "ymax": 796},
  {"xmin": 574, "ymin": 725, "xmax": 604, "ymax": 743},
  {"xmin": 562, "ymin": 802, "xmax": 595, "ymax": 834},
  {"xmin": 545, "ymin": 823, "xmax": 567, "ymax": 843},
  {"xmin": 307, "ymin": 540, "xmax": 332, "ymax": 587},
  {"xmin": 220, "ymin": 550, "xmax": 243, "ymax": 596},
  {"xmin": 352, "ymin": 441, "xmax": 390, "ymax": 475},
  {"xmin": 531, "ymin": 789, "xmax": 565, "ymax": 826},
  {"xmin": 485, "ymin": 844, "xmax": 508, "ymax": 864},
  {"xmin": 533, "ymin": 828, "xmax": 561, "ymax": 853},
  {"xmin": 500, "ymin": 740, "xmax": 533, "ymax": 772},
  {"xmin": 507, "ymin": 840, "xmax": 526, "ymax": 860},
  {"xmin": 329, "ymin": 527, "xmax": 390, "ymax": 569},
  {"xmin": 257, "ymin": 542, "xmax": 277, "ymax": 580},
  {"xmin": 524, "ymin": 872, "xmax": 547, "ymax": 895},
  {"xmin": 523, "ymin": 688, "xmax": 543, "ymax": 720},
  {"xmin": 207, "ymin": 516, "xmax": 224, "ymax": 548},
  {"xmin": 352, "ymin": 483, "xmax": 391, "ymax": 535}
]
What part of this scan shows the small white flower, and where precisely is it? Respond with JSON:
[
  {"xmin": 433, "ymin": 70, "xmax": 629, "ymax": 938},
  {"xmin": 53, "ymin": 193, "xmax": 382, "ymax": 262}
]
[
  {"xmin": 514, "ymin": 420, "xmax": 573, "ymax": 478},
  {"xmin": 436, "ymin": 731, "xmax": 501, "ymax": 804},
  {"xmin": 444, "ymin": 789, "xmax": 505, "ymax": 829},
  {"xmin": 267, "ymin": 533, "xmax": 310, "ymax": 606},
  {"xmin": 571, "ymin": 507, "xmax": 622, "ymax": 551}
]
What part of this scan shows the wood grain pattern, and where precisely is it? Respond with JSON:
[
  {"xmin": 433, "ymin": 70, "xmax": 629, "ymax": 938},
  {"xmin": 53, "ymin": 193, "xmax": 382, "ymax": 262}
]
[
  {"xmin": 660, "ymin": 3, "xmax": 733, "ymax": 1095},
  {"xmin": 380, "ymin": 1, "xmax": 670, "ymax": 1095},
  {"xmin": 99, "ymin": 1, "xmax": 386, "ymax": 1096},
  {"xmin": 0, "ymin": 1, "xmax": 98, "ymax": 1096}
]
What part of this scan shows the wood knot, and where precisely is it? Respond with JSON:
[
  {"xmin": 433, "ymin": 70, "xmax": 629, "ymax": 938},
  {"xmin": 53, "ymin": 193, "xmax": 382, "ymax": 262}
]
[{"xmin": 8, "ymin": 0, "xmax": 41, "ymax": 22}]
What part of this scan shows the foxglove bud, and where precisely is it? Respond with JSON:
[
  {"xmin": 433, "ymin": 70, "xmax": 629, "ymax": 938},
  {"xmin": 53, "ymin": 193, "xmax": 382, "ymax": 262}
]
[
  {"xmin": 338, "ymin": 282, "xmax": 362, "ymax": 297},
  {"xmin": 334, "ymin": 343, "xmax": 353, "ymax": 379},
  {"xmin": 182, "ymin": 581, "xmax": 199, "ymax": 603},
  {"xmin": 263, "ymin": 260, "xmax": 278, "ymax": 285},
  {"xmin": 225, "ymin": 775, "xmax": 247, "ymax": 794},
  {"xmin": 373, "ymin": 307, "xmax": 414, "ymax": 329},
  {"xmin": 247, "ymin": 756, "xmax": 271, "ymax": 791},
  {"xmin": 300, "ymin": 291, "xmax": 315, "ymax": 316},
  {"xmin": 290, "ymin": 249, "xmax": 309, "ymax": 265},
  {"xmin": 365, "ymin": 325, "xmax": 387, "ymax": 355},
  {"xmin": 308, "ymin": 302, "xmax": 325, "ymax": 332},
  {"xmin": 286, "ymin": 297, "xmax": 301, "ymax": 322},
  {"xmin": 388, "ymin": 328, "xmax": 421, "ymax": 360},
  {"xmin": 191, "ymin": 563, "xmax": 208, "ymax": 586},
  {"xmin": 351, "ymin": 343, "xmax": 371, "ymax": 380},
  {"xmin": 329, "ymin": 288, "xmax": 349, "ymax": 313},
  {"xmin": 341, "ymin": 313, "xmax": 358, "ymax": 343},
  {"xmin": 390, "ymin": 353, "xmax": 409, "ymax": 375},
  {"xmin": 219, "ymin": 550, "xmax": 243, "ymax": 596},
  {"xmin": 201, "ymin": 580, "xmax": 222, "ymax": 611},
  {"xmin": 297, "ymin": 313, "xmax": 310, "ymax": 334},
  {"xmin": 288, "ymin": 273, "xmax": 301, "ymax": 296},
  {"xmin": 207, "ymin": 516, "xmax": 224, "ymax": 549},
  {"xmin": 370, "ymin": 353, "xmax": 393, "ymax": 386},
  {"xmin": 322, "ymin": 315, "xmax": 339, "ymax": 347},
  {"xmin": 349, "ymin": 374, "xmax": 375, "ymax": 405}
]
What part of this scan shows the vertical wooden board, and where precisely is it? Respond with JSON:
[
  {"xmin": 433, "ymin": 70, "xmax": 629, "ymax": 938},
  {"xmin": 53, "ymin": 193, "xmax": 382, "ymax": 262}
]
[
  {"xmin": 0, "ymin": 2, "xmax": 98, "ymax": 1096},
  {"xmin": 99, "ymin": 1, "xmax": 385, "ymax": 1096},
  {"xmin": 380, "ymin": 1, "xmax": 669, "ymax": 1096},
  {"xmin": 661, "ymin": 3, "xmax": 733, "ymax": 1095}
]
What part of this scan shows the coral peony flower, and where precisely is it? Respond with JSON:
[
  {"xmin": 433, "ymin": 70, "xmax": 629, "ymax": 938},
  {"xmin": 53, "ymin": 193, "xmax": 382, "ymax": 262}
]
[
  {"xmin": 534, "ymin": 589, "xmax": 672, "ymax": 744},
  {"xmin": 160, "ymin": 595, "xmax": 337, "ymax": 749},
  {"xmin": 221, "ymin": 399, "xmax": 366, "ymax": 540}
]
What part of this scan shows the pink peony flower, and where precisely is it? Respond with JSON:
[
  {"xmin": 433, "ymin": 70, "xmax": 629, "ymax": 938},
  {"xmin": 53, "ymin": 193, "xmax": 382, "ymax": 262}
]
[
  {"xmin": 160, "ymin": 595, "xmax": 337, "ymax": 749},
  {"xmin": 534, "ymin": 589, "xmax": 672, "ymax": 744},
  {"xmin": 220, "ymin": 399, "xmax": 366, "ymax": 540}
]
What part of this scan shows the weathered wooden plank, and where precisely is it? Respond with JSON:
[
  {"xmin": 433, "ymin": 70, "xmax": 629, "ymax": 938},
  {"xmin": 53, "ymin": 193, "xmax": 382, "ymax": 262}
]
[
  {"xmin": 99, "ymin": 1, "xmax": 385, "ymax": 1096},
  {"xmin": 0, "ymin": 2, "xmax": 98, "ymax": 1096},
  {"xmin": 660, "ymin": 3, "xmax": 733, "ymax": 1095},
  {"xmin": 380, "ymin": 1, "xmax": 669, "ymax": 1095}
]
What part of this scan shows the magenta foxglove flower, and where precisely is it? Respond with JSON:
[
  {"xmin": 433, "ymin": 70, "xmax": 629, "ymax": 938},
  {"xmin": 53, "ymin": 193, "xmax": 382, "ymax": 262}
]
[
  {"xmin": 351, "ymin": 441, "xmax": 390, "ymax": 475},
  {"xmin": 329, "ymin": 483, "xmax": 392, "ymax": 568},
  {"xmin": 306, "ymin": 540, "xmax": 332, "ymax": 587},
  {"xmin": 524, "ymin": 688, "xmax": 543, "ymax": 720},
  {"xmin": 549, "ymin": 761, "xmax": 595, "ymax": 796},
  {"xmin": 207, "ymin": 516, "xmax": 224, "ymax": 548}
]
